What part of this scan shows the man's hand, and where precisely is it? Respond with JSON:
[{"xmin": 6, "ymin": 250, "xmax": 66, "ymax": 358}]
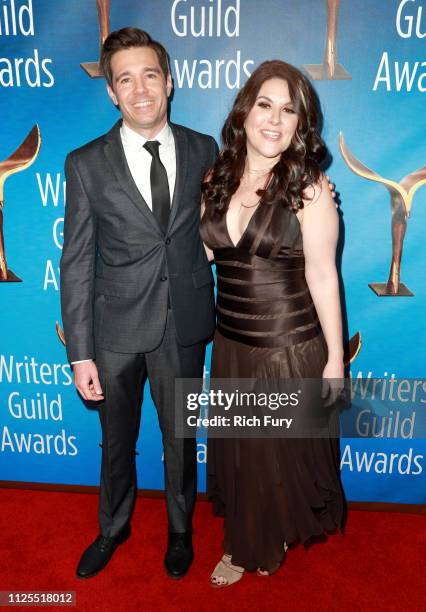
[{"xmin": 73, "ymin": 360, "xmax": 104, "ymax": 401}]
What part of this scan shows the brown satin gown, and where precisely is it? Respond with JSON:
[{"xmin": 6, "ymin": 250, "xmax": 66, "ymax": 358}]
[{"xmin": 200, "ymin": 200, "xmax": 345, "ymax": 573}]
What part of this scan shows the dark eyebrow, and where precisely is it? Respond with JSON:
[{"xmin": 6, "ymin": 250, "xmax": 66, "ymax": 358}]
[
  {"xmin": 144, "ymin": 67, "xmax": 161, "ymax": 74},
  {"xmin": 115, "ymin": 70, "xmax": 131, "ymax": 82},
  {"xmin": 256, "ymin": 95, "xmax": 294, "ymax": 106},
  {"xmin": 115, "ymin": 67, "xmax": 161, "ymax": 82}
]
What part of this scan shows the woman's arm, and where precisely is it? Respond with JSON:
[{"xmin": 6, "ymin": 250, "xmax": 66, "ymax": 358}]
[
  {"xmin": 201, "ymin": 202, "xmax": 214, "ymax": 261},
  {"xmin": 200, "ymin": 200, "xmax": 214, "ymax": 262},
  {"xmin": 201, "ymin": 171, "xmax": 218, "ymax": 261},
  {"xmin": 299, "ymin": 175, "xmax": 343, "ymax": 379}
]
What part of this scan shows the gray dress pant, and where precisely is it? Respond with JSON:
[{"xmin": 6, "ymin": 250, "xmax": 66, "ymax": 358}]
[{"xmin": 95, "ymin": 309, "xmax": 205, "ymax": 538}]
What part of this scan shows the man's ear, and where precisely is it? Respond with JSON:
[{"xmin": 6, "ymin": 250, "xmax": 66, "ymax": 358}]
[
  {"xmin": 166, "ymin": 73, "xmax": 173, "ymax": 98},
  {"xmin": 107, "ymin": 84, "xmax": 118, "ymax": 106}
]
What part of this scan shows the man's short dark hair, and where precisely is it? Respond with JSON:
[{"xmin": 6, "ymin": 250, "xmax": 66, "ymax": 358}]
[{"xmin": 100, "ymin": 27, "xmax": 170, "ymax": 87}]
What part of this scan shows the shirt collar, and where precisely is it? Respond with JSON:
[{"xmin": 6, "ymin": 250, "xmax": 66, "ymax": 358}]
[{"xmin": 120, "ymin": 121, "xmax": 173, "ymax": 151}]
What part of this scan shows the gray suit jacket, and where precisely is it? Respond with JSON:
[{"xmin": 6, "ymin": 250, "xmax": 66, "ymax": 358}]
[{"xmin": 60, "ymin": 120, "xmax": 218, "ymax": 363}]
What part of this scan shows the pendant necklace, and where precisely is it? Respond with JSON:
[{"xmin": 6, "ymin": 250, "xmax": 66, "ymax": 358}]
[
  {"xmin": 240, "ymin": 200, "xmax": 260, "ymax": 209},
  {"xmin": 239, "ymin": 169, "xmax": 272, "ymax": 211}
]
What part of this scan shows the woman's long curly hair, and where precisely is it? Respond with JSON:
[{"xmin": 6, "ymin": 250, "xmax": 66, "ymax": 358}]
[{"xmin": 202, "ymin": 60, "xmax": 327, "ymax": 217}]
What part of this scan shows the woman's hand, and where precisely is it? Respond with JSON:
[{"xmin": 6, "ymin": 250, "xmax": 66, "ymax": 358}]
[{"xmin": 321, "ymin": 359, "xmax": 344, "ymax": 407}]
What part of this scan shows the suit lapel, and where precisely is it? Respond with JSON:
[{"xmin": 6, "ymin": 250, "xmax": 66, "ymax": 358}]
[
  {"xmin": 102, "ymin": 121, "xmax": 162, "ymax": 233},
  {"xmin": 168, "ymin": 123, "xmax": 188, "ymax": 232}
]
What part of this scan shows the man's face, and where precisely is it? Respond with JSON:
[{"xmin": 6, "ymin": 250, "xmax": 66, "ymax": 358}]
[{"xmin": 107, "ymin": 46, "xmax": 172, "ymax": 138}]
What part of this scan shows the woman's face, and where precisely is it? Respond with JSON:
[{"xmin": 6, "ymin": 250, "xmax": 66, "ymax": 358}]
[{"xmin": 244, "ymin": 78, "xmax": 299, "ymax": 165}]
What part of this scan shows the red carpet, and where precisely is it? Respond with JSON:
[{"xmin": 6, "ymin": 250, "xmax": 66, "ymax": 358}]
[{"xmin": 0, "ymin": 489, "xmax": 425, "ymax": 611}]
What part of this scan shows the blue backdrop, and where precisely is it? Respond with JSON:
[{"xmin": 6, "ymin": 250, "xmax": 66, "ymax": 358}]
[{"xmin": 1, "ymin": 0, "xmax": 425, "ymax": 503}]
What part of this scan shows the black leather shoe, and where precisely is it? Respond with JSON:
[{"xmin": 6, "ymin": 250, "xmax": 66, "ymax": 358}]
[
  {"xmin": 164, "ymin": 532, "xmax": 194, "ymax": 579},
  {"xmin": 76, "ymin": 524, "xmax": 131, "ymax": 579}
]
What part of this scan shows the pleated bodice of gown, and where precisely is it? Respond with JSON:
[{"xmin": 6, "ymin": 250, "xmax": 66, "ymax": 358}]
[{"xmin": 200, "ymin": 199, "xmax": 322, "ymax": 362}]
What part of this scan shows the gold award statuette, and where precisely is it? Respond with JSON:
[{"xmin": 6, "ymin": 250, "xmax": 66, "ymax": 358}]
[
  {"xmin": 344, "ymin": 331, "xmax": 361, "ymax": 366},
  {"xmin": 303, "ymin": 0, "xmax": 351, "ymax": 80},
  {"xmin": 0, "ymin": 125, "xmax": 41, "ymax": 282},
  {"xmin": 340, "ymin": 133, "xmax": 426, "ymax": 297},
  {"xmin": 81, "ymin": 0, "xmax": 110, "ymax": 78},
  {"xmin": 56, "ymin": 321, "xmax": 66, "ymax": 346}
]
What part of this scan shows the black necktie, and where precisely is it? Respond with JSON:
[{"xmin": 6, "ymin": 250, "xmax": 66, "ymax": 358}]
[{"xmin": 143, "ymin": 140, "xmax": 170, "ymax": 234}]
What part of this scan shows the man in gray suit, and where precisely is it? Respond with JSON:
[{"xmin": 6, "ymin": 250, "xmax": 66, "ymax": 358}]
[{"xmin": 60, "ymin": 28, "xmax": 217, "ymax": 579}]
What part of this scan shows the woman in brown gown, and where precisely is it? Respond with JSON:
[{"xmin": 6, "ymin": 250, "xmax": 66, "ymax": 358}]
[{"xmin": 200, "ymin": 61, "xmax": 345, "ymax": 586}]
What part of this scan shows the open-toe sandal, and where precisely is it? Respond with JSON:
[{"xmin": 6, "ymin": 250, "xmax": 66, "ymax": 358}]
[
  {"xmin": 257, "ymin": 540, "xmax": 289, "ymax": 575},
  {"xmin": 210, "ymin": 554, "xmax": 245, "ymax": 588}
]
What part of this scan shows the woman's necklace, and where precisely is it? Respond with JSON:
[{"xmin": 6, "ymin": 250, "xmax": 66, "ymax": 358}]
[
  {"xmin": 238, "ymin": 168, "xmax": 272, "ymax": 211},
  {"xmin": 240, "ymin": 200, "xmax": 260, "ymax": 209}
]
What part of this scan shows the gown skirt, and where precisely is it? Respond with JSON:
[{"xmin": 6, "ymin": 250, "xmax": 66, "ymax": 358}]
[{"xmin": 200, "ymin": 201, "xmax": 345, "ymax": 573}]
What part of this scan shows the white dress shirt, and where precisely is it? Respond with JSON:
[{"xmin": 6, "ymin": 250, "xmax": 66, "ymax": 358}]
[
  {"xmin": 72, "ymin": 121, "xmax": 176, "ymax": 366},
  {"xmin": 121, "ymin": 121, "xmax": 176, "ymax": 210}
]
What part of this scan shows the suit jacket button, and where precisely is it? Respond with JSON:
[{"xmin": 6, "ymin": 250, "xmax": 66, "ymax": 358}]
[
  {"xmin": 160, "ymin": 276, "xmax": 168, "ymax": 282},
  {"xmin": 165, "ymin": 238, "xmax": 171, "ymax": 245}
]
